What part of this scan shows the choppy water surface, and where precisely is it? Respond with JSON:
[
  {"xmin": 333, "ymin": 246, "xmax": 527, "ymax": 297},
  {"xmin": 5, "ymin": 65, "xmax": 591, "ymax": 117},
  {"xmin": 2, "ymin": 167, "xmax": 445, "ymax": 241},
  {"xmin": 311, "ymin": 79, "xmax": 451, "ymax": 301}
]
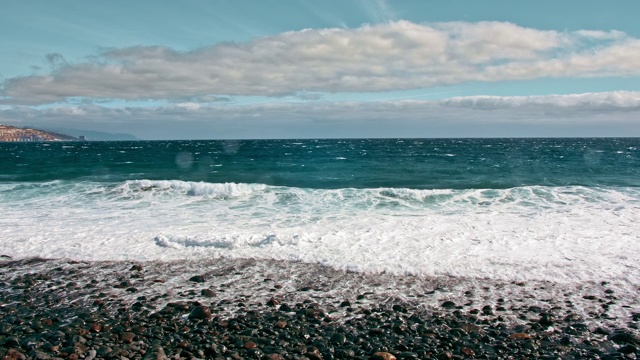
[{"xmin": 1, "ymin": 138, "xmax": 639, "ymax": 286}]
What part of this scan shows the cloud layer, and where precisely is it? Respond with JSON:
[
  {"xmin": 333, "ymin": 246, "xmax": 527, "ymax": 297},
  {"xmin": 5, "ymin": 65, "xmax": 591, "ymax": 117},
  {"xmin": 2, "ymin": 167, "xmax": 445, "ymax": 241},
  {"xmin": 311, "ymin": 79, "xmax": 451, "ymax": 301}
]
[
  {"xmin": 3, "ymin": 92, "xmax": 639, "ymax": 139},
  {"xmin": 2, "ymin": 21, "xmax": 640, "ymax": 105}
]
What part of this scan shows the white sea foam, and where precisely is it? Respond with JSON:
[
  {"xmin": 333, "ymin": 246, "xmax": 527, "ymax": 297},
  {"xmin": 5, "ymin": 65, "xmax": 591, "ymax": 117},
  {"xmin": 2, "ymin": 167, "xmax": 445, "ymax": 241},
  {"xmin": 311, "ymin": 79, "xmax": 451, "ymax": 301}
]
[
  {"xmin": 1, "ymin": 180, "xmax": 639, "ymax": 287},
  {"xmin": 114, "ymin": 179, "xmax": 267, "ymax": 198}
]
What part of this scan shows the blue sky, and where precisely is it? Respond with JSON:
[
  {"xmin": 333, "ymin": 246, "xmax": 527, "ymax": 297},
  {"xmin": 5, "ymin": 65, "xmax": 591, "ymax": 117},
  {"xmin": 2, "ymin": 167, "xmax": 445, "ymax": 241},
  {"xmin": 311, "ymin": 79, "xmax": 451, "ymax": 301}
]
[{"xmin": 1, "ymin": 0, "xmax": 640, "ymax": 139}]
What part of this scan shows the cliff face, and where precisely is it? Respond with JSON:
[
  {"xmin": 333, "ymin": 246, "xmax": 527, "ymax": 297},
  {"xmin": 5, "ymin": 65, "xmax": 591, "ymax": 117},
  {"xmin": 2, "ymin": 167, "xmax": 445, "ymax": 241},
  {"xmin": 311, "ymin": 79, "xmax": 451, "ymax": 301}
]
[{"xmin": 0, "ymin": 124, "xmax": 77, "ymax": 142}]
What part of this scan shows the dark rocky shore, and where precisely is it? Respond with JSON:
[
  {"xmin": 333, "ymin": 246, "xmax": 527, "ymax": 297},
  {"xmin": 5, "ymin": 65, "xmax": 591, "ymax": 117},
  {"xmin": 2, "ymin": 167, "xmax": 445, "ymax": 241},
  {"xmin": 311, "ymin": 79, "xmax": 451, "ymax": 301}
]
[{"xmin": 1, "ymin": 257, "xmax": 638, "ymax": 360}]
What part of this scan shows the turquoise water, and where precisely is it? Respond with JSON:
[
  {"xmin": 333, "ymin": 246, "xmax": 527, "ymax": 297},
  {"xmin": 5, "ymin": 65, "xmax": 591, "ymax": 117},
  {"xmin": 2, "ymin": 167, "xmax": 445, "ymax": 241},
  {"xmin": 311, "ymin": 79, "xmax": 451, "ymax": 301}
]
[{"xmin": 2, "ymin": 138, "xmax": 639, "ymax": 188}]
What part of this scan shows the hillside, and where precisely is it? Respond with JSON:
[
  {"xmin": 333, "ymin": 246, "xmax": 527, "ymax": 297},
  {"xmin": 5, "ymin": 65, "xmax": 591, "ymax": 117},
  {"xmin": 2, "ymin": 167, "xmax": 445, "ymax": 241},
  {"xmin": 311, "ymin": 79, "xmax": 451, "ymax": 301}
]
[{"xmin": 0, "ymin": 124, "xmax": 77, "ymax": 142}]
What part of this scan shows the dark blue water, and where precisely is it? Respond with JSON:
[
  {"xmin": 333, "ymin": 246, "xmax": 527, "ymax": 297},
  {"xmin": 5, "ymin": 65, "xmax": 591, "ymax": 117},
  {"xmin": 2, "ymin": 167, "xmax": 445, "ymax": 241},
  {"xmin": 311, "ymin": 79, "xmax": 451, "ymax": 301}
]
[{"xmin": 1, "ymin": 138, "xmax": 639, "ymax": 189}]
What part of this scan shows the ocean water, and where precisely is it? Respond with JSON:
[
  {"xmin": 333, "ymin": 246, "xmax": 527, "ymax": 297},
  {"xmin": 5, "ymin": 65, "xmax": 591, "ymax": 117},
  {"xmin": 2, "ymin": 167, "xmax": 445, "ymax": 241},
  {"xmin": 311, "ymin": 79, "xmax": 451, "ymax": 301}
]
[{"xmin": 1, "ymin": 138, "xmax": 639, "ymax": 286}]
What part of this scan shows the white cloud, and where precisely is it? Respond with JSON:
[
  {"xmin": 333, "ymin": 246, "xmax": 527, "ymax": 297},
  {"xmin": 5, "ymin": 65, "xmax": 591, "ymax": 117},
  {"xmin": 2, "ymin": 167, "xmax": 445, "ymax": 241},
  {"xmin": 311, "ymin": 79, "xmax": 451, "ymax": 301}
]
[
  {"xmin": 440, "ymin": 91, "xmax": 640, "ymax": 110},
  {"xmin": 1, "ymin": 21, "xmax": 639, "ymax": 105}
]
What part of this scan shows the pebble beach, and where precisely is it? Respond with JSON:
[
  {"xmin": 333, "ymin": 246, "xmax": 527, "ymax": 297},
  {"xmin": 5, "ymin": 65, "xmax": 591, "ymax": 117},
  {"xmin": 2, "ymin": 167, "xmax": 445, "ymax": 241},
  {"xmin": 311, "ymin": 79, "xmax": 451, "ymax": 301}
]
[{"xmin": 1, "ymin": 257, "xmax": 638, "ymax": 360}]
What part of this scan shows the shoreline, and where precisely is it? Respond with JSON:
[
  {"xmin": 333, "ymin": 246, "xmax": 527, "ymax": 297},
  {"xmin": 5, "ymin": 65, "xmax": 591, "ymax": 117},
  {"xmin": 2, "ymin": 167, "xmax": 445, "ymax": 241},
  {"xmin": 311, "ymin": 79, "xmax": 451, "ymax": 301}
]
[{"xmin": 1, "ymin": 257, "xmax": 638, "ymax": 359}]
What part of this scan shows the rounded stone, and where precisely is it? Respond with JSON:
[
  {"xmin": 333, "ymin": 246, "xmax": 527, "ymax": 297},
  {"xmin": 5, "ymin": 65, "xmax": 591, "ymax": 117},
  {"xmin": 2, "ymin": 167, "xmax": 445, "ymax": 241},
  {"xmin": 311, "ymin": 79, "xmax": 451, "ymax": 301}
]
[
  {"xmin": 189, "ymin": 275, "xmax": 206, "ymax": 283},
  {"xmin": 188, "ymin": 305, "xmax": 212, "ymax": 320},
  {"xmin": 200, "ymin": 289, "xmax": 215, "ymax": 297},
  {"xmin": 267, "ymin": 354, "xmax": 285, "ymax": 360},
  {"xmin": 441, "ymin": 301, "xmax": 456, "ymax": 308},
  {"xmin": 372, "ymin": 352, "xmax": 397, "ymax": 360},
  {"xmin": 330, "ymin": 333, "xmax": 346, "ymax": 345}
]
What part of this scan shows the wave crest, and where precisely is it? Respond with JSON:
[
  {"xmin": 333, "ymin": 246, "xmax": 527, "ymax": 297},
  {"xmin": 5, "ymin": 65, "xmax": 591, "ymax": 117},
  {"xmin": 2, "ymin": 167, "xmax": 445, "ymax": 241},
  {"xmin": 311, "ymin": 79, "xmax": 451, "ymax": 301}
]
[{"xmin": 115, "ymin": 179, "xmax": 267, "ymax": 199}]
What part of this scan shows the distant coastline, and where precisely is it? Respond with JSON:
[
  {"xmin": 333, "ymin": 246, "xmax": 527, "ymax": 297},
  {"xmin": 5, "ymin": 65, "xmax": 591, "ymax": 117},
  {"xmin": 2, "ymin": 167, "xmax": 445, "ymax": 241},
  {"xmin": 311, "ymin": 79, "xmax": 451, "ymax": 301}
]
[
  {"xmin": 0, "ymin": 124, "xmax": 140, "ymax": 141},
  {"xmin": 45, "ymin": 127, "xmax": 139, "ymax": 141}
]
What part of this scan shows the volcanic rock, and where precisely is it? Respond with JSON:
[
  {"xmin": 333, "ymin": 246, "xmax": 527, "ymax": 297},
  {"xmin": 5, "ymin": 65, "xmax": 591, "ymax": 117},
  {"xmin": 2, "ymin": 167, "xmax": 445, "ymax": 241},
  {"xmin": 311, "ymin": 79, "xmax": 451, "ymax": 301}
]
[
  {"xmin": 188, "ymin": 305, "xmax": 212, "ymax": 320},
  {"xmin": 189, "ymin": 275, "xmax": 205, "ymax": 283}
]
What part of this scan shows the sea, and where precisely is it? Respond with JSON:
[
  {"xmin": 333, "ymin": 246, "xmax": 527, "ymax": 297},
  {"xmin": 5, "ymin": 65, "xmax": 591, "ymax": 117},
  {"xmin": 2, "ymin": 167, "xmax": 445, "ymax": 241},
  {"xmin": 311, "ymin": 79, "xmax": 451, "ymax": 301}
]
[{"xmin": 1, "ymin": 138, "xmax": 639, "ymax": 287}]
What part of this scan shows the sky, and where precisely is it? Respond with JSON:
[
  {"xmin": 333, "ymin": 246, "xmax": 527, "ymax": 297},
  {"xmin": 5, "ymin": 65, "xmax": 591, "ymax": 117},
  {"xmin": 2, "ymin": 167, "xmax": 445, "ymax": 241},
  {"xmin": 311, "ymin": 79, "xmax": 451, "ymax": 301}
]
[{"xmin": 1, "ymin": 0, "xmax": 640, "ymax": 139}]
